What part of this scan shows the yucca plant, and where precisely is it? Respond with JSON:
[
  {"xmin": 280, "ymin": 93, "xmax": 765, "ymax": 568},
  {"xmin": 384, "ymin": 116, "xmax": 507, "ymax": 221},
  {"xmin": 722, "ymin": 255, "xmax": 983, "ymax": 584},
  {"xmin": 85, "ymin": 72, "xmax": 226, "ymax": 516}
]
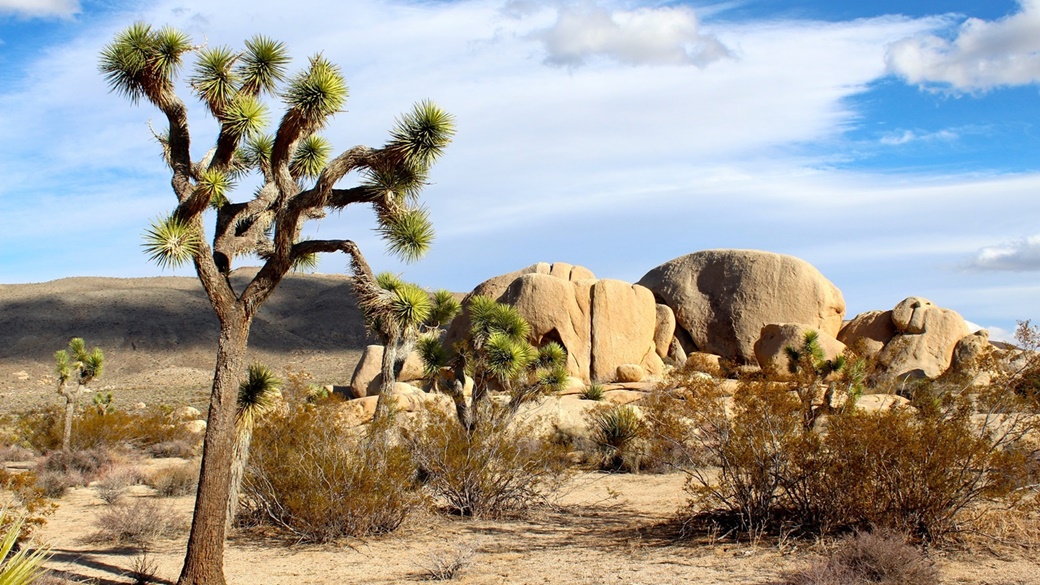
[
  {"xmin": 784, "ymin": 330, "xmax": 864, "ymax": 430},
  {"xmin": 54, "ymin": 337, "xmax": 105, "ymax": 451},
  {"xmin": 591, "ymin": 405, "xmax": 646, "ymax": 472},
  {"xmin": 0, "ymin": 511, "xmax": 50, "ymax": 585},
  {"xmin": 100, "ymin": 22, "xmax": 454, "ymax": 585},
  {"xmin": 226, "ymin": 362, "xmax": 280, "ymax": 532}
]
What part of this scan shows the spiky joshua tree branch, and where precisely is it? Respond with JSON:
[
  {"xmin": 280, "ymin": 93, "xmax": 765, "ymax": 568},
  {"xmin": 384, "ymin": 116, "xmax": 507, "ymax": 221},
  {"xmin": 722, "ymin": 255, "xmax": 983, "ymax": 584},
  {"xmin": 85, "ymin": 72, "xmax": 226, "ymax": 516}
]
[{"xmin": 99, "ymin": 23, "xmax": 454, "ymax": 585}]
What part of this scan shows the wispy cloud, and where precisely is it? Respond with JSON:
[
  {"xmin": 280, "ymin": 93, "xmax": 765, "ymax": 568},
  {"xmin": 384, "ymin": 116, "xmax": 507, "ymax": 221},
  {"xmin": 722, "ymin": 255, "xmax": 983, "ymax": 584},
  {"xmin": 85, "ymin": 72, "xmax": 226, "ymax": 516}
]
[
  {"xmin": 879, "ymin": 128, "xmax": 959, "ymax": 145},
  {"xmin": 532, "ymin": 2, "xmax": 732, "ymax": 67},
  {"xmin": 0, "ymin": 0, "xmax": 79, "ymax": 18},
  {"xmin": 965, "ymin": 235, "xmax": 1040, "ymax": 271},
  {"xmin": 886, "ymin": 0, "xmax": 1040, "ymax": 91}
]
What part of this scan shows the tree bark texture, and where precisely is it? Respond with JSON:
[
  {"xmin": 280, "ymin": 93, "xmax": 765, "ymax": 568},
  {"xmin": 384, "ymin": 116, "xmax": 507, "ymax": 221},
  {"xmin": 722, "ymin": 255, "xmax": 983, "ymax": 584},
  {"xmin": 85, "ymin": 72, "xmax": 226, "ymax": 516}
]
[
  {"xmin": 177, "ymin": 316, "xmax": 251, "ymax": 585},
  {"xmin": 59, "ymin": 383, "xmax": 76, "ymax": 452}
]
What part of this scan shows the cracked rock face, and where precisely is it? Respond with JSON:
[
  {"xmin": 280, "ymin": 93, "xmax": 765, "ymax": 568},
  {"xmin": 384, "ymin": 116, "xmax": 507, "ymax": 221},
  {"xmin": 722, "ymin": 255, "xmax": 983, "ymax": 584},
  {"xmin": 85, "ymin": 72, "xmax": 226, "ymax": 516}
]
[
  {"xmin": 447, "ymin": 262, "xmax": 664, "ymax": 383},
  {"xmin": 638, "ymin": 249, "xmax": 846, "ymax": 364}
]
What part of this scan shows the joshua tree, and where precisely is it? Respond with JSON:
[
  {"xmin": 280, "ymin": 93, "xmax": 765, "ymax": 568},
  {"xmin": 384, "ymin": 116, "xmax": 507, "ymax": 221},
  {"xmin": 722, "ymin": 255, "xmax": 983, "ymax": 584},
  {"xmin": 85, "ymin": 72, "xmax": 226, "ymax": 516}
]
[
  {"xmin": 99, "ymin": 24, "xmax": 454, "ymax": 585},
  {"xmin": 358, "ymin": 273, "xmax": 460, "ymax": 419},
  {"xmin": 227, "ymin": 362, "xmax": 280, "ymax": 533},
  {"xmin": 54, "ymin": 338, "xmax": 105, "ymax": 451},
  {"xmin": 418, "ymin": 296, "xmax": 568, "ymax": 431},
  {"xmin": 784, "ymin": 330, "xmax": 864, "ymax": 430}
]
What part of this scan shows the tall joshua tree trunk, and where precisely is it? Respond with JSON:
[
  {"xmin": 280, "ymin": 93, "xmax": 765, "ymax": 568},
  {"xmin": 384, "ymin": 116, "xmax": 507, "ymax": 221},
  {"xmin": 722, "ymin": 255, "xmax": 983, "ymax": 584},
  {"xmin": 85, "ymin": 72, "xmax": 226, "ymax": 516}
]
[{"xmin": 179, "ymin": 313, "xmax": 251, "ymax": 585}]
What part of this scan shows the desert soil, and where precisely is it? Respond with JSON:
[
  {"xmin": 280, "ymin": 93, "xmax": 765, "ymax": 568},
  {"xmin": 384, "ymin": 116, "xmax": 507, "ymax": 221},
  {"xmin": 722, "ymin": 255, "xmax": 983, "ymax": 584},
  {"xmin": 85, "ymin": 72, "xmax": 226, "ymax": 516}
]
[{"xmin": 31, "ymin": 467, "xmax": 1040, "ymax": 585}]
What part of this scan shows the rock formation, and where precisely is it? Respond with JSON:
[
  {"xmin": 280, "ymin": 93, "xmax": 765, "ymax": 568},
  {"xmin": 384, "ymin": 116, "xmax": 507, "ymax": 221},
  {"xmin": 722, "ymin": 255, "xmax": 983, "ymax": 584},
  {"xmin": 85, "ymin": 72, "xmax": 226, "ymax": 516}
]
[
  {"xmin": 638, "ymin": 249, "xmax": 846, "ymax": 363},
  {"xmin": 448, "ymin": 262, "xmax": 663, "ymax": 383},
  {"xmin": 753, "ymin": 323, "xmax": 846, "ymax": 379}
]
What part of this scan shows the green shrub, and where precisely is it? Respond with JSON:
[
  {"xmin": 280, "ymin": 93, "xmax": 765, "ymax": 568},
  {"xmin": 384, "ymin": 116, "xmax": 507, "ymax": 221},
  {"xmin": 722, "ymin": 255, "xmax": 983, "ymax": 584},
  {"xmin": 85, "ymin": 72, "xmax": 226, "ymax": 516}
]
[
  {"xmin": 589, "ymin": 405, "xmax": 646, "ymax": 472},
  {"xmin": 406, "ymin": 406, "xmax": 569, "ymax": 518},
  {"xmin": 241, "ymin": 405, "xmax": 421, "ymax": 542},
  {"xmin": 579, "ymin": 383, "xmax": 605, "ymax": 401}
]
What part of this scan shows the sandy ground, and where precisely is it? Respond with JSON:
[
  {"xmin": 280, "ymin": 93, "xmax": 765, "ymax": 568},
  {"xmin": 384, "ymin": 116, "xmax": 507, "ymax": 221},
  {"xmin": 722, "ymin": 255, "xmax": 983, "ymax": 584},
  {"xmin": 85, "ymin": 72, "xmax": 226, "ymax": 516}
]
[{"xmin": 29, "ymin": 469, "xmax": 1040, "ymax": 585}]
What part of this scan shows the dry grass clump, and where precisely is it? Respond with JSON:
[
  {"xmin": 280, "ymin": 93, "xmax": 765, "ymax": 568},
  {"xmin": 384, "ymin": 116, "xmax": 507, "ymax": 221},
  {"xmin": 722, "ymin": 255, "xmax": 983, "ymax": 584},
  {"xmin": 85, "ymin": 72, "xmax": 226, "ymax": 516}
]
[
  {"xmin": 783, "ymin": 531, "xmax": 939, "ymax": 585},
  {"xmin": 0, "ymin": 444, "xmax": 36, "ymax": 462},
  {"xmin": 406, "ymin": 405, "xmax": 569, "ymax": 518},
  {"xmin": 415, "ymin": 543, "xmax": 477, "ymax": 581},
  {"xmin": 241, "ymin": 405, "xmax": 421, "ymax": 542},
  {"xmin": 90, "ymin": 498, "xmax": 185, "ymax": 546},
  {"xmin": 146, "ymin": 461, "xmax": 199, "ymax": 497},
  {"xmin": 94, "ymin": 466, "xmax": 143, "ymax": 504}
]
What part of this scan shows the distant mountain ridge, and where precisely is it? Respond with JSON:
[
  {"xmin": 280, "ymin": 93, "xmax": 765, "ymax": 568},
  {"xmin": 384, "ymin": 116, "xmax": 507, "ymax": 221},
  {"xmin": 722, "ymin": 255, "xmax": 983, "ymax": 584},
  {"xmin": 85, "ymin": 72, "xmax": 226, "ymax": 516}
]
[{"xmin": 0, "ymin": 268, "xmax": 373, "ymax": 412}]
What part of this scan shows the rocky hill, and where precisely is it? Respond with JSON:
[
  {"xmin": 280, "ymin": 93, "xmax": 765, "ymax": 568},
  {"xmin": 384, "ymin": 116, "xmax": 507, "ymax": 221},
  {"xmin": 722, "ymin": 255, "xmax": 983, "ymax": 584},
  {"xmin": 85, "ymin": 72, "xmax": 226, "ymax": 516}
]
[{"xmin": 0, "ymin": 268, "xmax": 373, "ymax": 412}]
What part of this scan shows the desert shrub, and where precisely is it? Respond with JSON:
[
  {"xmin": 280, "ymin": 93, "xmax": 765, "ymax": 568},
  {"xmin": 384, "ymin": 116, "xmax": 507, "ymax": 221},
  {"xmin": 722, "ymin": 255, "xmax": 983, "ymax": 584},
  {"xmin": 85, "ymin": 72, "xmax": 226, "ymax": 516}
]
[
  {"xmin": 94, "ymin": 466, "xmax": 142, "ymax": 504},
  {"xmin": 126, "ymin": 553, "xmax": 160, "ymax": 585},
  {"xmin": 580, "ymin": 383, "xmax": 605, "ymax": 401},
  {"xmin": 589, "ymin": 405, "xmax": 647, "ymax": 472},
  {"xmin": 146, "ymin": 439, "xmax": 197, "ymax": 459},
  {"xmin": 0, "ymin": 469, "xmax": 56, "ymax": 543},
  {"xmin": 416, "ymin": 543, "xmax": 476, "ymax": 581},
  {"xmin": 39, "ymin": 448, "xmax": 114, "ymax": 481},
  {"xmin": 0, "ymin": 444, "xmax": 36, "ymax": 463},
  {"xmin": 16, "ymin": 406, "xmax": 199, "ymax": 454},
  {"xmin": 683, "ymin": 381, "xmax": 803, "ymax": 531},
  {"xmin": 146, "ymin": 461, "xmax": 198, "ymax": 497},
  {"xmin": 91, "ymin": 498, "xmax": 184, "ymax": 546},
  {"xmin": 681, "ymin": 377, "xmax": 1038, "ymax": 543},
  {"xmin": 241, "ymin": 405, "xmax": 421, "ymax": 542},
  {"xmin": 406, "ymin": 405, "xmax": 569, "ymax": 518},
  {"xmin": 783, "ymin": 531, "xmax": 938, "ymax": 585}
]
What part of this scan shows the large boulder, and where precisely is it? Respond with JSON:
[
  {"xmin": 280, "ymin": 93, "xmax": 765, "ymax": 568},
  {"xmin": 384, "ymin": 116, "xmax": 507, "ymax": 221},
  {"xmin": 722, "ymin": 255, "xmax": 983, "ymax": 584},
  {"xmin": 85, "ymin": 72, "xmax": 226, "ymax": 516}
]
[
  {"xmin": 638, "ymin": 250, "xmax": 846, "ymax": 363},
  {"xmin": 838, "ymin": 310, "xmax": 897, "ymax": 358},
  {"xmin": 348, "ymin": 345, "xmax": 425, "ymax": 398},
  {"xmin": 754, "ymin": 323, "xmax": 846, "ymax": 379},
  {"xmin": 876, "ymin": 297, "xmax": 971, "ymax": 380},
  {"xmin": 590, "ymin": 279, "xmax": 664, "ymax": 381},
  {"xmin": 447, "ymin": 263, "xmax": 662, "ymax": 383},
  {"xmin": 501, "ymin": 273, "xmax": 592, "ymax": 380}
]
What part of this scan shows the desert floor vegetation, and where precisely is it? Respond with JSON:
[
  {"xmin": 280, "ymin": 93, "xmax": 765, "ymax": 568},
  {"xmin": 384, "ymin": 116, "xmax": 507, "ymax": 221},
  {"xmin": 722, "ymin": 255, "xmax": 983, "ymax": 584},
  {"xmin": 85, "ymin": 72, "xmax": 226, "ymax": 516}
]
[{"xmin": 2, "ymin": 331, "xmax": 1039, "ymax": 583}]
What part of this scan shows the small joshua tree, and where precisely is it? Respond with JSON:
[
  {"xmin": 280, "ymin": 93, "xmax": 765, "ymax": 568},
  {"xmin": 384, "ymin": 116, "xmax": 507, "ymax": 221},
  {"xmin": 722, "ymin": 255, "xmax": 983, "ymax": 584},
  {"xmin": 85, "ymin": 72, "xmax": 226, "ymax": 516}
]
[
  {"xmin": 357, "ymin": 273, "xmax": 460, "ymax": 419},
  {"xmin": 784, "ymin": 330, "xmax": 864, "ymax": 430},
  {"xmin": 418, "ymin": 296, "xmax": 568, "ymax": 431},
  {"xmin": 54, "ymin": 337, "xmax": 105, "ymax": 451},
  {"xmin": 99, "ymin": 23, "xmax": 454, "ymax": 585}
]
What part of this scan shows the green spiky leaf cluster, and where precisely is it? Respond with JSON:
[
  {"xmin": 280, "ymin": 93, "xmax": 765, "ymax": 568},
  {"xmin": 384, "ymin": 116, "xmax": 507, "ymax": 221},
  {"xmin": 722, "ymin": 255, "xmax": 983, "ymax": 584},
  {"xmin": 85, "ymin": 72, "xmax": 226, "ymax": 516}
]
[
  {"xmin": 283, "ymin": 55, "xmax": 348, "ymax": 122},
  {"xmin": 389, "ymin": 100, "xmax": 456, "ymax": 168},
  {"xmin": 142, "ymin": 215, "xmax": 201, "ymax": 269},
  {"xmin": 290, "ymin": 134, "xmax": 332, "ymax": 179},
  {"xmin": 55, "ymin": 337, "xmax": 105, "ymax": 387},
  {"xmin": 198, "ymin": 168, "xmax": 233, "ymax": 209},
  {"xmin": 428, "ymin": 290, "xmax": 462, "ymax": 329},
  {"xmin": 0, "ymin": 512, "xmax": 50, "ymax": 585},
  {"xmin": 99, "ymin": 22, "xmax": 192, "ymax": 104},
  {"xmin": 378, "ymin": 207, "xmax": 434, "ymax": 264},
  {"xmin": 419, "ymin": 295, "xmax": 569, "ymax": 409},
  {"xmin": 238, "ymin": 362, "xmax": 281, "ymax": 426}
]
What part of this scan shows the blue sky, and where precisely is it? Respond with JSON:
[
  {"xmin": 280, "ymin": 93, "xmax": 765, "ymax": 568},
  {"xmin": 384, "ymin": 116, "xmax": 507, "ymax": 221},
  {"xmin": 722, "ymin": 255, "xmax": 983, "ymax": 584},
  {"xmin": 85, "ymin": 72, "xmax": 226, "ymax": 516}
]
[{"xmin": 2, "ymin": 0, "xmax": 1040, "ymax": 341}]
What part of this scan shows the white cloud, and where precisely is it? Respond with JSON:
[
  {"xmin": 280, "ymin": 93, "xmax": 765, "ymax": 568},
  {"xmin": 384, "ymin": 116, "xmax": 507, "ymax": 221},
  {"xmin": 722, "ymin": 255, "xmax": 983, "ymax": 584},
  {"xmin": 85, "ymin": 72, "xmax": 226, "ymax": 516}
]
[
  {"xmin": 965, "ymin": 235, "xmax": 1040, "ymax": 271},
  {"xmin": 965, "ymin": 321, "xmax": 1015, "ymax": 343},
  {"xmin": 879, "ymin": 128, "xmax": 958, "ymax": 145},
  {"xmin": 886, "ymin": 0, "xmax": 1040, "ymax": 91},
  {"xmin": 0, "ymin": 0, "xmax": 78, "ymax": 18},
  {"xmin": 533, "ymin": 2, "xmax": 731, "ymax": 67}
]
